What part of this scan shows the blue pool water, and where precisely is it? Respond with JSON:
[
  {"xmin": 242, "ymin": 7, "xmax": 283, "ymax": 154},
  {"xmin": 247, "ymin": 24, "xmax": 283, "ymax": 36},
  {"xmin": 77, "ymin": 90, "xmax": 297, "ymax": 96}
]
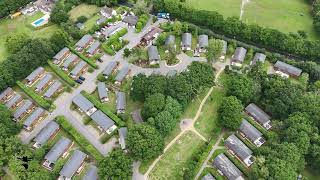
[{"xmin": 34, "ymin": 18, "xmax": 45, "ymax": 26}]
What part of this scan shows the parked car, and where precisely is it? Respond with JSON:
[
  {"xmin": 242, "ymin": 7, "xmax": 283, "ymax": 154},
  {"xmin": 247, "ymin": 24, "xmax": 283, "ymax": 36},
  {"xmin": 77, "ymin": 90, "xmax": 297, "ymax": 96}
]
[
  {"xmin": 79, "ymin": 76, "xmax": 86, "ymax": 81},
  {"xmin": 75, "ymin": 79, "xmax": 83, "ymax": 84},
  {"xmin": 97, "ymin": 58, "xmax": 103, "ymax": 63}
]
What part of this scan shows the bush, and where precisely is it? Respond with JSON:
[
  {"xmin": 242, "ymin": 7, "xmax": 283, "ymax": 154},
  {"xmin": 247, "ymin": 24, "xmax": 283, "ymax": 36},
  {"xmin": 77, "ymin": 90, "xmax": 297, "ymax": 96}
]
[
  {"xmin": 55, "ymin": 116, "xmax": 104, "ymax": 161},
  {"xmin": 102, "ymin": 44, "xmax": 116, "ymax": 55},
  {"xmin": 88, "ymin": 67, "xmax": 94, "ymax": 73},
  {"xmin": 16, "ymin": 81, "xmax": 52, "ymax": 110},
  {"xmin": 83, "ymin": 117, "xmax": 92, "ymax": 125},
  {"xmin": 100, "ymin": 133, "xmax": 113, "ymax": 144},
  {"xmin": 77, "ymin": 16, "xmax": 88, "ymax": 23},
  {"xmin": 81, "ymin": 91, "xmax": 126, "ymax": 127},
  {"xmin": 68, "ymin": 46, "xmax": 98, "ymax": 69},
  {"xmin": 48, "ymin": 61, "xmax": 76, "ymax": 87}
]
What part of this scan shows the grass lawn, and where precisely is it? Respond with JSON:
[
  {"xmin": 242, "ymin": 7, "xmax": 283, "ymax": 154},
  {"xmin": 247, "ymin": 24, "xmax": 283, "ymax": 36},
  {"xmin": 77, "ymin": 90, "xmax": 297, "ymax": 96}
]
[
  {"xmin": 149, "ymin": 131, "xmax": 206, "ymax": 180},
  {"xmin": 0, "ymin": 12, "xmax": 60, "ymax": 62},
  {"xmin": 194, "ymin": 87, "xmax": 225, "ymax": 140},
  {"xmin": 84, "ymin": 14, "xmax": 100, "ymax": 31},
  {"xmin": 186, "ymin": 0, "xmax": 319, "ymax": 40},
  {"xmin": 68, "ymin": 4, "xmax": 100, "ymax": 22},
  {"xmin": 181, "ymin": 88, "xmax": 209, "ymax": 119},
  {"xmin": 302, "ymin": 167, "xmax": 320, "ymax": 180}
]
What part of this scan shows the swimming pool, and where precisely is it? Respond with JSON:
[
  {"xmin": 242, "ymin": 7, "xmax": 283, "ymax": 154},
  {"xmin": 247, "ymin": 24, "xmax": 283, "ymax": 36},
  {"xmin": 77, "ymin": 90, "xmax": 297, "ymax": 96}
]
[
  {"xmin": 34, "ymin": 18, "xmax": 45, "ymax": 26},
  {"xmin": 31, "ymin": 14, "xmax": 50, "ymax": 27}
]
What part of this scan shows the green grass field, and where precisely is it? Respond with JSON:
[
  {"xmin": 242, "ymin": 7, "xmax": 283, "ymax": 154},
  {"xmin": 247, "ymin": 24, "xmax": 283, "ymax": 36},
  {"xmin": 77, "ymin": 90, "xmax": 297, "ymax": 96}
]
[
  {"xmin": 186, "ymin": 0, "xmax": 318, "ymax": 40},
  {"xmin": 149, "ymin": 131, "xmax": 205, "ymax": 180},
  {"xmin": 0, "ymin": 12, "xmax": 60, "ymax": 62},
  {"xmin": 194, "ymin": 87, "xmax": 225, "ymax": 140},
  {"xmin": 68, "ymin": 4, "xmax": 100, "ymax": 22}
]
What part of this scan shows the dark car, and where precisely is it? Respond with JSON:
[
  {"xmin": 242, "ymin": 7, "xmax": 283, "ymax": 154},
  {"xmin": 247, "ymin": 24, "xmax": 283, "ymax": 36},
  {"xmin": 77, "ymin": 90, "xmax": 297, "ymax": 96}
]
[
  {"xmin": 75, "ymin": 79, "xmax": 83, "ymax": 84},
  {"xmin": 97, "ymin": 58, "xmax": 103, "ymax": 63},
  {"xmin": 79, "ymin": 76, "xmax": 86, "ymax": 81}
]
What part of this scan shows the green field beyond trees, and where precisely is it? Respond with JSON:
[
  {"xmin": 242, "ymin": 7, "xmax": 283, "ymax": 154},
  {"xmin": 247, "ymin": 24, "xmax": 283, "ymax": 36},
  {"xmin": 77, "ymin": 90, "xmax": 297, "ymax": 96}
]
[{"xmin": 186, "ymin": 0, "xmax": 318, "ymax": 40}]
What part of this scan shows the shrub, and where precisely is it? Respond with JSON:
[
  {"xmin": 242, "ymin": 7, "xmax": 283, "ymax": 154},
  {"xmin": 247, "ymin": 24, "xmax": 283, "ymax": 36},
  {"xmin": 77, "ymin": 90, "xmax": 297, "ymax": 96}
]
[
  {"xmin": 16, "ymin": 81, "xmax": 52, "ymax": 110},
  {"xmin": 100, "ymin": 133, "xmax": 113, "ymax": 144},
  {"xmin": 102, "ymin": 44, "xmax": 115, "ymax": 55},
  {"xmin": 88, "ymin": 67, "xmax": 94, "ymax": 73},
  {"xmin": 48, "ymin": 61, "xmax": 76, "ymax": 87},
  {"xmin": 68, "ymin": 46, "xmax": 98, "ymax": 69},
  {"xmin": 83, "ymin": 117, "xmax": 92, "ymax": 125},
  {"xmin": 77, "ymin": 16, "xmax": 88, "ymax": 23}
]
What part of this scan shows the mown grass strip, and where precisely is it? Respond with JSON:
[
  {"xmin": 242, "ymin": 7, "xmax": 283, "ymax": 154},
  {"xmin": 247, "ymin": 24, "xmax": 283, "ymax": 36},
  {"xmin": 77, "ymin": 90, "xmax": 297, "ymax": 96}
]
[{"xmin": 48, "ymin": 61, "xmax": 76, "ymax": 87}]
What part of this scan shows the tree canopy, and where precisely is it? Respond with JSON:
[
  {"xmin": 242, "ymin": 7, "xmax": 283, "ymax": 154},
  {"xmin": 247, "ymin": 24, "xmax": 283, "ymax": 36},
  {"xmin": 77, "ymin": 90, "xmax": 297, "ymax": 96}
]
[{"xmin": 218, "ymin": 96, "xmax": 243, "ymax": 130}]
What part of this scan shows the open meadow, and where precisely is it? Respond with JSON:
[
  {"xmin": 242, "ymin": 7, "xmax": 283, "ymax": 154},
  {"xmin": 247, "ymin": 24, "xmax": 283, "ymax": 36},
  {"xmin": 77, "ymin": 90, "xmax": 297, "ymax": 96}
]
[{"xmin": 186, "ymin": 0, "xmax": 318, "ymax": 40}]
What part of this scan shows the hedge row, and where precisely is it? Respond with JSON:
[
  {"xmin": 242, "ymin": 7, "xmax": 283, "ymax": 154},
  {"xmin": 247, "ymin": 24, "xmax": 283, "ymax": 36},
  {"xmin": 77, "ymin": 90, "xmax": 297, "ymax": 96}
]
[
  {"xmin": 68, "ymin": 46, "xmax": 98, "ymax": 69},
  {"xmin": 136, "ymin": 14, "xmax": 149, "ymax": 33},
  {"xmin": 16, "ymin": 81, "xmax": 52, "ymax": 110},
  {"xmin": 48, "ymin": 61, "xmax": 76, "ymax": 87},
  {"xmin": 55, "ymin": 116, "xmax": 104, "ymax": 161},
  {"xmin": 81, "ymin": 91, "xmax": 126, "ymax": 127},
  {"xmin": 235, "ymin": 133, "xmax": 257, "ymax": 153}
]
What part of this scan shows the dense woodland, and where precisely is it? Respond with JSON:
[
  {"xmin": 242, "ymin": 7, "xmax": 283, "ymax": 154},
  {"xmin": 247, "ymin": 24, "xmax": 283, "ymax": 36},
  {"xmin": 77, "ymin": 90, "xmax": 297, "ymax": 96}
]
[
  {"xmin": 153, "ymin": 0, "xmax": 320, "ymax": 61},
  {"xmin": 310, "ymin": 0, "xmax": 320, "ymax": 33},
  {"xmin": 0, "ymin": 0, "xmax": 32, "ymax": 18}
]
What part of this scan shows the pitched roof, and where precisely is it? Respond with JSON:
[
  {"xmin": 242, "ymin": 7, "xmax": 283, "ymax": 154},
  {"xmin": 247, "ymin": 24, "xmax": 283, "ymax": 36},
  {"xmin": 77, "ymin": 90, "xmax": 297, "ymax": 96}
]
[
  {"xmin": 103, "ymin": 61, "xmax": 118, "ymax": 76},
  {"xmin": 90, "ymin": 110, "xmax": 115, "ymax": 131},
  {"xmin": 44, "ymin": 137, "xmax": 72, "ymax": 164},
  {"xmin": 115, "ymin": 66, "xmax": 130, "ymax": 82},
  {"xmin": 116, "ymin": 92, "xmax": 126, "ymax": 110},
  {"xmin": 221, "ymin": 40, "xmax": 227, "ymax": 54},
  {"xmin": 44, "ymin": 80, "xmax": 62, "ymax": 98},
  {"xmin": 202, "ymin": 173, "xmax": 216, "ymax": 180},
  {"xmin": 75, "ymin": 34, "xmax": 93, "ymax": 48},
  {"xmin": 182, "ymin": 33, "xmax": 192, "ymax": 47},
  {"xmin": 122, "ymin": 15, "xmax": 138, "ymax": 25},
  {"xmin": 148, "ymin": 45, "xmax": 160, "ymax": 61},
  {"xmin": 34, "ymin": 121, "xmax": 59, "ymax": 146},
  {"xmin": 82, "ymin": 165, "xmax": 98, "ymax": 180},
  {"xmin": 62, "ymin": 54, "xmax": 78, "ymax": 69},
  {"xmin": 225, "ymin": 134, "xmax": 252, "ymax": 161},
  {"xmin": 36, "ymin": 73, "xmax": 52, "ymax": 90},
  {"xmin": 198, "ymin": 34, "xmax": 208, "ymax": 48},
  {"xmin": 53, "ymin": 47, "xmax": 69, "ymax": 60},
  {"xmin": 86, "ymin": 41, "xmax": 100, "ymax": 55},
  {"xmin": 252, "ymin": 53, "xmax": 266, "ymax": 65},
  {"xmin": 0, "ymin": 87, "xmax": 13, "ymax": 100},
  {"xmin": 213, "ymin": 154, "xmax": 243, "ymax": 180},
  {"xmin": 101, "ymin": 6, "xmax": 113, "ymax": 16},
  {"xmin": 233, "ymin": 47, "xmax": 247, "ymax": 62},
  {"xmin": 245, "ymin": 103, "xmax": 271, "ymax": 125},
  {"xmin": 72, "ymin": 94, "xmax": 94, "ymax": 112},
  {"xmin": 165, "ymin": 35, "xmax": 175, "ymax": 46},
  {"xmin": 26, "ymin": 67, "xmax": 44, "ymax": 82},
  {"xmin": 274, "ymin": 61, "xmax": 302, "ymax": 76},
  {"xmin": 97, "ymin": 82, "xmax": 108, "ymax": 100},
  {"xmin": 142, "ymin": 27, "xmax": 163, "ymax": 41},
  {"xmin": 13, "ymin": 100, "xmax": 33, "ymax": 119},
  {"xmin": 102, "ymin": 24, "xmax": 122, "ymax": 37},
  {"xmin": 239, "ymin": 119, "xmax": 263, "ymax": 142},
  {"xmin": 59, "ymin": 150, "xmax": 87, "ymax": 178},
  {"xmin": 96, "ymin": 17, "xmax": 107, "ymax": 24},
  {"xmin": 70, "ymin": 61, "xmax": 87, "ymax": 76},
  {"xmin": 23, "ymin": 107, "xmax": 45, "ymax": 127},
  {"xmin": 5, "ymin": 93, "xmax": 22, "ymax": 108},
  {"xmin": 118, "ymin": 127, "xmax": 128, "ymax": 149}
]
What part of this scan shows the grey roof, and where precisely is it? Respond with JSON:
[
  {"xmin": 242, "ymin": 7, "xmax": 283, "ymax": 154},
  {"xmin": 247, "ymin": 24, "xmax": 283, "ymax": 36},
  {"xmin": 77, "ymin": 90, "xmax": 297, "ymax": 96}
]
[
  {"xmin": 82, "ymin": 165, "xmax": 98, "ymax": 180},
  {"xmin": 34, "ymin": 121, "xmax": 59, "ymax": 146},
  {"xmin": 202, "ymin": 173, "xmax": 216, "ymax": 180},
  {"xmin": 103, "ymin": 61, "xmax": 118, "ymax": 76},
  {"xmin": 96, "ymin": 17, "xmax": 107, "ymax": 24},
  {"xmin": 148, "ymin": 46, "xmax": 160, "ymax": 61},
  {"xmin": 62, "ymin": 54, "xmax": 78, "ymax": 69},
  {"xmin": 53, "ymin": 47, "xmax": 69, "ymax": 60},
  {"xmin": 245, "ymin": 103, "xmax": 271, "ymax": 125},
  {"xmin": 86, "ymin": 41, "xmax": 100, "ymax": 55},
  {"xmin": 75, "ymin": 34, "xmax": 93, "ymax": 48},
  {"xmin": 59, "ymin": 150, "xmax": 87, "ymax": 178},
  {"xmin": 0, "ymin": 87, "xmax": 13, "ymax": 100},
  {"xmin": 115, "ymin": 66, "xmax": 130, "ymax": 82},
  {"xmin": 90, "ymin": 110, "xmax": 115, "ymax": 131},
  {"xmin": 72, "ymin": 94, "xmax": 94, "ymax": 112},
  {"xmin": 225, "ymin": 134, "xmax": 252, "ymax": 161},
  {"xmin": 167, "ymin": 70, "xmax": 177, "ymax": 77},
  {"xmin": 165, "ymin": 35, "xmax": 175, "ymax": 46},
  {"xmin": 76, "ymin": 22, "xmax": 84, "ymax": 29},
  {"xmin": 213, "ymin": 154, "xmax": 243, "ymax": 180},
  {"xmin": 13, "ymin": 100, "xmax": 33, "ymax": 119},
  {"xmin": 44, "ymin": 80, "xmax": 62, "ymax": 98},
  {"xmin": 97, "ymin": 82, "xmax": 108, "ymax": 100},
  {"xmin": 239, "ymin": 119, "xmax": 263, "ymax": 142},
  {"xmin": 35, "ymin": 73, "xmax": 52, "ymax": 90},
  {"xmin": 23, "ymin": 107, "xmax": 45, "ymax": 127},
  {"xmin": 103, "ymin": 24, "xmax": 122, "ymax": 37},
  {"xmin": 142, "ymin": 27, "xmax": 163, "ymax": 41},
  {"xmin": 198, "ymin": 34, "xmax": 208, "ymax": 48},
  {"xmin": 182, "ymin": 33, "xmax": 192, "ymax": 47},
  {"xmin": 233, "ymin": 47, "xmax": 247, "ymax": 62},
  {"xmin": 44, "ymin": 137, "xmax": 72, "ymax": 164},
  {"xmin": 122, "ymin": 15, "xmax": 138, "ymax": 25},
  {"xmin": 70, "ymin": 61, "xmax": 87, "ymax": 76},
  {"xmin": 116, "ymin": 92, "xmax": 126, "ymax": 111},
  {"xmin": 274, "ymin": 61, "xmax": 302, "ymax": 76},
  {"xmin": 101, "ymin": 6, "xmax": 113, "ymax": 17},
  {"xmin": 221, "ymin": 40, "xmax": 227, "ymax": 54},
  {"xmin": 5, "ymin": 93, "xmax": 22, "ymax": 108},
  {"xmin": 26, "ymin": 67, "xmax": 44, "ymax": 82},
  {"xmin": 118, "ymin": 127, "xmax": 128, "ymax": 149},
  {"xmin": 252, "ymin": 53, "xmax": 266, "ymax": 65}
]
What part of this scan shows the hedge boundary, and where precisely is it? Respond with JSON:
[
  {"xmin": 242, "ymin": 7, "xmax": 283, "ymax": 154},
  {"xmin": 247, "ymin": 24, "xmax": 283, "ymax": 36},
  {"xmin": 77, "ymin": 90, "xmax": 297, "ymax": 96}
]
[
  {"xmin": 48, "ymin": 61, "xmax": 76, "ymax": 87},
  {"xmin": 68, "ymin": 46, "xmax": 98, "ymax": 69}
]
